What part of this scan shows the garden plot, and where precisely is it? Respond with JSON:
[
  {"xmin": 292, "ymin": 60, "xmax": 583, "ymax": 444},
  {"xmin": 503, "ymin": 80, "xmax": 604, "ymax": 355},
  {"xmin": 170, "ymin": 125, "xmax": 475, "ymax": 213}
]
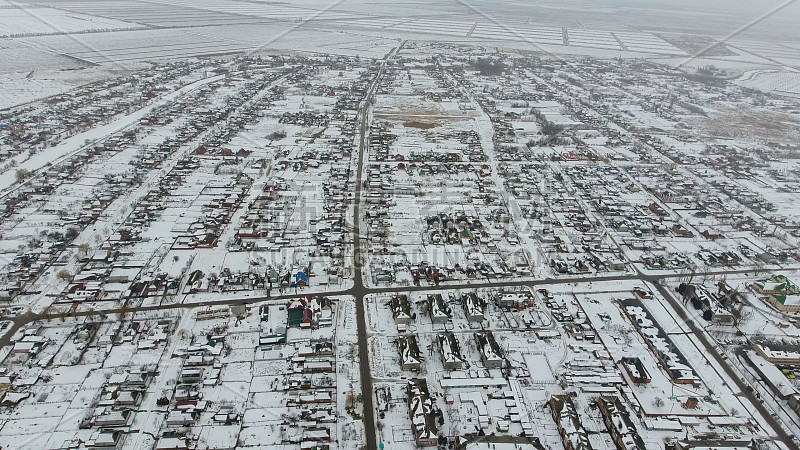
[
  {"xmin": 349, "ymin": 18, "xmax": 474, "ymax": 38},
  {"xmin": 503, "ymin": 164, "xmax": 632, "ymax": 277},
  {"xmin": 0, "ymin": 68, "xmax": 99, "ymax": 109},
  {"xmin": 472, "ymin": 23, "xmax": 563, "ymax": 45},
  {"xmin": 728, "ymin": 39, "xmax": 800, "ymax": 65},
  {"xmin": 40, "ymin": 68, "xmax": 344, "ymax": 305},
  {"xmin": 614, "ymin": 32, "xmax": 686, "ymax": 55},
  {"xmin": 199, "ymin": 67, "xmax": 366, "ymax": 288},
  {"xmin": 0, "ymin": 134, "xmax": 143, "ymax": 263},
  {"xmin": 737, "ymin": 70, "xmax": 800, "ymax": 96},
  {"xmin": 621, "ymin": 162, "xmax": 792, "ymax": 270},
  {"xmin": 651, "ymin": 135, "xmax": 708, "ymax": 163},
  {"xmin": 739, "ymin": 173, "xmax": 800, "ymax": 220},
  {"xmin": 613, "ymin": 101, "xmax": 676, "ymax": 130},
  {"xmin": 568, "ymin": 30, "xmax": 623, "ymax": 51}
]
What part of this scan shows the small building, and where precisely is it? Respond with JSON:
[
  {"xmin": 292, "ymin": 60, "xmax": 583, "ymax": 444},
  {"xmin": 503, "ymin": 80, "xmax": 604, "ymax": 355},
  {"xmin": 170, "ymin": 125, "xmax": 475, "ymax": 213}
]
[
  {"xmin": 166, "ymin": 411, "xmax": 195, "ymax": 427},
  {"xmin": 94, "ymin": 409, "xmax": 133, "ymax": 427},
  {"xmin": 287, "ymin": 295, "xmax": 332, "ymax": 328},
  {"xmin": 752, "ymin": 341, "xmax": 800, "ymax": 366},
  {"xmin": 299, "ymin": 391, "xmax": 333, "ymax": 404},
  {"xmin": 114, "ymin": 390, "xmax": 143, "ymax": 406},
  {"xmin": 195, "ymin": 307, "xmax": 230, "ymax": 321},
  {"xmin": 497, "ymin": 292, "xmax": 533, "ymax": 310},
  {"xmin": 302, "ymin": 360, "xmax": 334, "ymax": 373},
  {"xmin": 181, "ymin": 368, "xmax": 204, "ymax": 383},
  {"xmin": 90, "ymin": 430, "xmax": 125, "ymax": 448},
  {"xmin": 620, "ymin": 357, "xmax": 651, "ymax": 384}
]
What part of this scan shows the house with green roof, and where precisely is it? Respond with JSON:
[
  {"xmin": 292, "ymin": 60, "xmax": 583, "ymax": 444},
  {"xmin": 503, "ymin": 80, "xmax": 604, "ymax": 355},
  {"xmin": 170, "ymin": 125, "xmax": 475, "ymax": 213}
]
[
  {"xmin": 752, "ymin": 275, "xmax": 800, "ymax": 312},
  {"xmin": 753, "ymin": 275, "xmax": 799, "ymax": 295}
]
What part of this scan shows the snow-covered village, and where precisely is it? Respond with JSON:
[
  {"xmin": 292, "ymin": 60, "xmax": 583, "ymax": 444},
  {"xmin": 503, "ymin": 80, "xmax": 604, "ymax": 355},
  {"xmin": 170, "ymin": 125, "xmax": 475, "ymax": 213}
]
[{"xmin": 2, "ymin": 1, "xmax": 800, "ymax": 449}]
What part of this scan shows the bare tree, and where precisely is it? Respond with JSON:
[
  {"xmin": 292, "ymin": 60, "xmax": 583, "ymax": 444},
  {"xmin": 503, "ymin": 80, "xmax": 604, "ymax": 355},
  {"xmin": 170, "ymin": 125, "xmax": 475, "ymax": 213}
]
[
  {"xmin": 15, "ymin": 168, "xmax": 30, "ymax": 182},
  {"xmin": 57, "ymin": 269, "xmax": 72, "ymax": 281}
]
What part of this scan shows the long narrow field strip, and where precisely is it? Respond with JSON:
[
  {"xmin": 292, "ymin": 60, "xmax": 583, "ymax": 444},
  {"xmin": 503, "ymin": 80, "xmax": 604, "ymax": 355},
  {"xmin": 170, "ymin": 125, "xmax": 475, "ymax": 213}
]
[
  {"xmin": 147, "ymin": 0, "xmax": 362, "ymax": 21},
  {"xmin": 728, "ymin": 39, "xmax": 800, "ymax": 60},
  {"xmin": 27, "ymin": 0, "xmax": 276, "ymax": 27},
  {"xmin": 0, "ymin": 6, "xmax": 144, "ymax": 36},
  {"xmin": 569, "ymin": 30, "xmax": 623, "ymax": 50}
]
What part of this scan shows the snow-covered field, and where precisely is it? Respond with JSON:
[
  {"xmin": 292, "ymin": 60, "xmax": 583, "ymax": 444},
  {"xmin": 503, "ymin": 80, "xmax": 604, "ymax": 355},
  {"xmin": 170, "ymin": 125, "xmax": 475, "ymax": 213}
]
[{"xmin": 0, "ymin": 6, "xmax": 143, "ymax": 37}]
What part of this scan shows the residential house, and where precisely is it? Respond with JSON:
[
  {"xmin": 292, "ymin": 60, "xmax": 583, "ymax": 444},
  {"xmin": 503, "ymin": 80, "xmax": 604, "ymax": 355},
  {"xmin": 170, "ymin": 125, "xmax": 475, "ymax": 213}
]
[
  {"xmin": 549, "ymin": 395, "xmax": 592, "ymax": 450},
  {"xmin": 475, "ymin": 332, "xmax": 504, "ymax": 369},
  {"xmin": 407, "ymin": 379, "xmax": 439, "ymax": 447},
  {"xmin": 462, "ymin": 293, "xmax": 486, "ymax": 322},
  {"xmin": 390, "ymin": 294, "xmax": 413, "ymax": 325},
  {"xmin": 428, "ymin": 294, "xmax": 452, "ymax": 323},
  {"xmin": 437, "ymin": 333, "xmax": 466, "ymax": 371},
  {"xmin": 398, "ymin": 335, "xmax": 422, "ymax": 371},
  {"xmin": 597, "ymin": 396, "xmax": 646, "ymax": 450}
]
